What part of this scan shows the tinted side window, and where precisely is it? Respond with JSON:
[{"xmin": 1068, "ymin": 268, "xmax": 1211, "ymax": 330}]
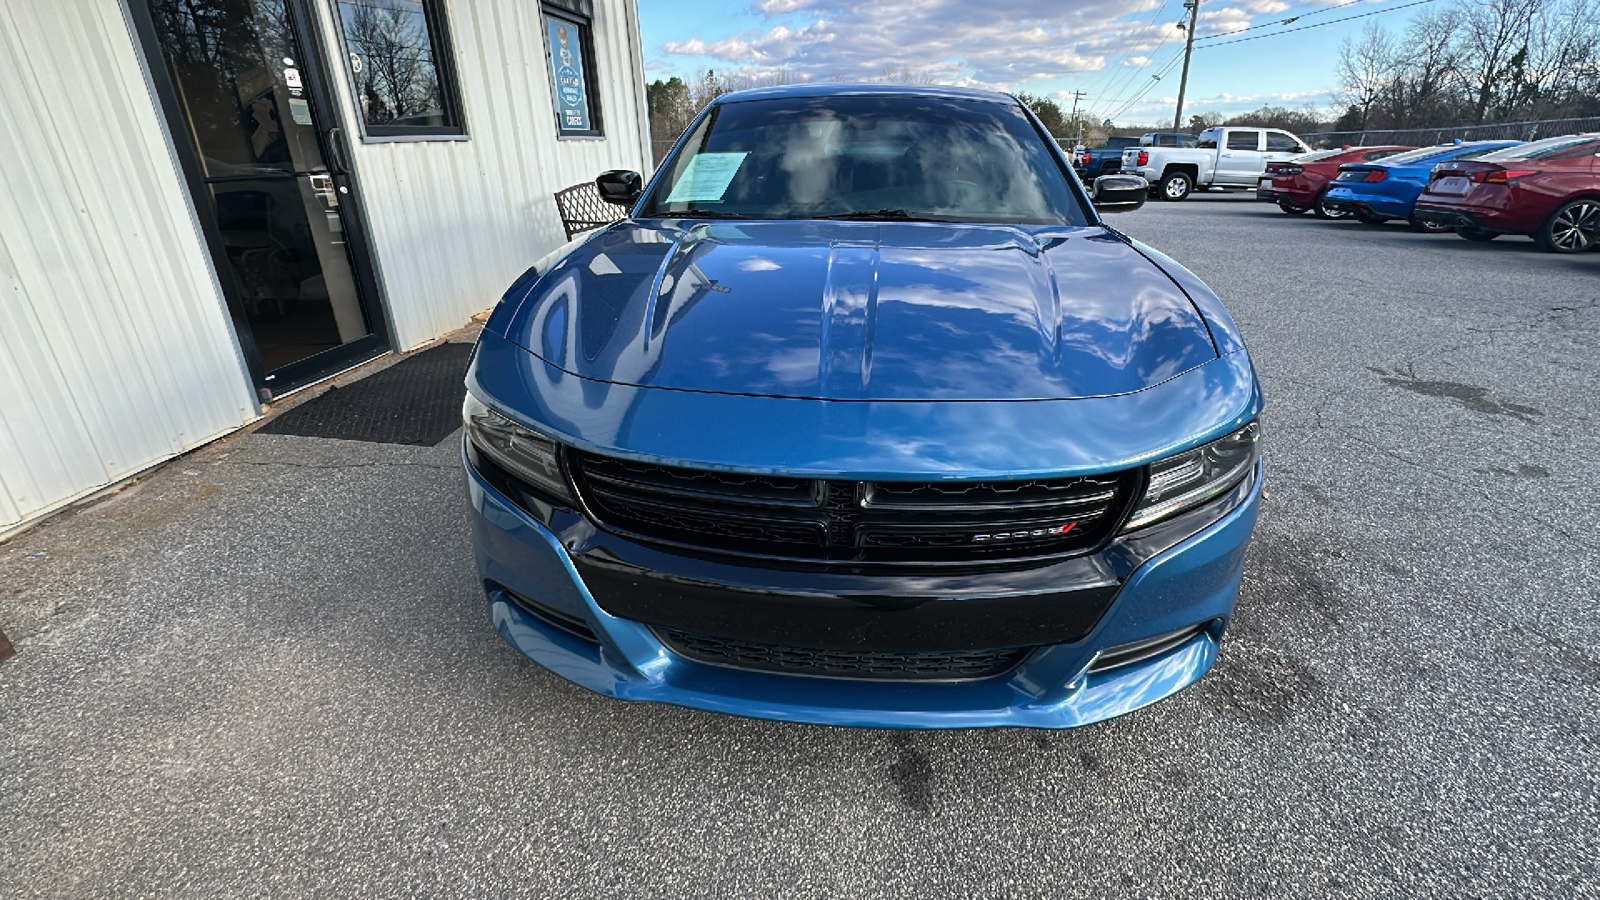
[
  {"xmin": 1265, "ymin": 132, "xmax": 1300, "ymax": 152},
  {"xmin": 1197, "ymin": 132, "xmax": 1218, "ymax": 149},
  {"xmin": 1227, "ymin": 131, "xmax": 1260, "ymax": 151}
]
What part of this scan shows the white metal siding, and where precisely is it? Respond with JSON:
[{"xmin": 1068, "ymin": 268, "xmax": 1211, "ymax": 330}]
[
  {"xmin": 0, "ymin": 0, "xmax": 256, "ymax": 532},
  {"xmin": 311, "ymin": 0, "xmax": 654, "ymax": 349}
]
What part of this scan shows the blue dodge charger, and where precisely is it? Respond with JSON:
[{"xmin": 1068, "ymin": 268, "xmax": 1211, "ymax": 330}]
[{"xmin": 462, "ymin": 84, "xmax": 1263, "ymax": 728}]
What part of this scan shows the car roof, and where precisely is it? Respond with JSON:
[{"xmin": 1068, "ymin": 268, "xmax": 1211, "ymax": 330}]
[
  {"xmin": 712, "ymin": 82, "xmax": 1018, "ymax": 106},
  {"xmin": 1345, "ymin": 139, "xmax": 1523, "ymax": 167}
]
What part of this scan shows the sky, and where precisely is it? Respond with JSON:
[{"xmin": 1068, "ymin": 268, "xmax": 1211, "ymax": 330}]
[{"xmin": 635, "ymin": 0, "xmax": 1435, "ymax": 127}]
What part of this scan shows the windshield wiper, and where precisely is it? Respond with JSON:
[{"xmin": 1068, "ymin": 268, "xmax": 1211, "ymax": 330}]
[
  {"xmin": 677, "ymin": 208, "xmax": 762, "ymax": 219},
  {"xmin": 812, "ymin": 208, "xmax": 914, "ymax": 221}
]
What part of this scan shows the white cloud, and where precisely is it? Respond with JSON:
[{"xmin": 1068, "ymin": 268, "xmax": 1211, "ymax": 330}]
[
  {"xmin": 652, "ymin": 0, "xmax": 1359, "ymax": 124},
  {"xmin": 653, "ymin": 0, "xmax": 1302, "ymax": 89}
]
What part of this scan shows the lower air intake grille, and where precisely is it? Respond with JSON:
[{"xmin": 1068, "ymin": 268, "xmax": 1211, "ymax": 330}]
[
  {"xmin": 1087, "ymin": 623, "xmax": 1209, "ymax": 673},
  {"xmin": 569, "ymin": 451, "xmax": 1138, "ymax": 564},
  {"xmin": 655, "ymin": 628, "xmax": 1033, "ymax": 681}
]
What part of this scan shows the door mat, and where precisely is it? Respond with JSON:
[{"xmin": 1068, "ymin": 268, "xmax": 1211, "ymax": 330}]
[{"xmin": 258, "ymin": 342, "xmax": 474, "ymax": 446}]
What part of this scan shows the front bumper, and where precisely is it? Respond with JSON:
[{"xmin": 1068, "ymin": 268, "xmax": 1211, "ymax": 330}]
[{"xmin": 465, "ymin": 442, "xmax": 1263, "ymax": 729}]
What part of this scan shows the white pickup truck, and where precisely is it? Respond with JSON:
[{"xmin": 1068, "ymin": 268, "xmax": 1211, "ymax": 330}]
[{"xmin": 1121, "ymin": 126, "xmax": 1312, "ymax": 201}]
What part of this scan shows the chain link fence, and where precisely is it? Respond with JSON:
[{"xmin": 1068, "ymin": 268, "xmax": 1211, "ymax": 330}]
[{"xmin": 1301, "ymin": 116, "xmax": 1600, "ymax": 148}]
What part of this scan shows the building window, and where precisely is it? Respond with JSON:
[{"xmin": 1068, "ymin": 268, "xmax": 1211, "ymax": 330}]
[
  {"xmin": 334, "ymin": 0, "xmax": 466, "ymax": 137},
  {"xmin": 542, "ymin": 5, "xmax": 602, "ymax": 138}
]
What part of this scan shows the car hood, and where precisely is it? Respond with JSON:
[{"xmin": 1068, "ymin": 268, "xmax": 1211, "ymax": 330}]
[{"xmin": 498, "ymin": 220, "xmax": 1218, "ymax": 402}]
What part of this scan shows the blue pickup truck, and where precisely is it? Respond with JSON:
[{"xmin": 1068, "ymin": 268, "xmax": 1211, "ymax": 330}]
[
  {"xmin": 1074, "ymin": 133, "xmax": 1198, "ymax": 179},
  {"xmin": 1073, "ymin": 136, "xmax": 1141, "ymax": 179}
]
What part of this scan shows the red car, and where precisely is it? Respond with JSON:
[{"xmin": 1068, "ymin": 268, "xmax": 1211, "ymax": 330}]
[
  {"xmin": 1258, "ymin": 145, "xmax": 1413, "ymax": 218},
  {"xmin": 1414, "ymin": 133, "xmax": 1600, "ymax": 253}
]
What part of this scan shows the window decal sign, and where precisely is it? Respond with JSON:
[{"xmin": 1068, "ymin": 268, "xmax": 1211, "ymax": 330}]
[
  {"xmin": 547, "ymin": 16, "xmax": 590, "ymax": 133},
  {"xmin": 664, "ymin": 152, "xmax": 748, "ymax": 203}
]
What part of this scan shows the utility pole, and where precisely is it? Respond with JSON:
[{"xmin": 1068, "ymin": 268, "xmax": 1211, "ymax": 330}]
[
  {"xmin": 1067, "ymin": 90, "xmax": 1087, "ymax": 143},
  {"xmin": 1173, "ymin": 0, "xmax": 1200, "ymax": 130}
]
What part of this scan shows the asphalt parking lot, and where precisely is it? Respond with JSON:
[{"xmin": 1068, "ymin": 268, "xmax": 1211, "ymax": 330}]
[{"xmin": 3, "ymin": 195, "xmax": 1598, "ymax": 898}]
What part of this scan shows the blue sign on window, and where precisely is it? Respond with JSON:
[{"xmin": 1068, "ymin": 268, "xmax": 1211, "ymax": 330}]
[{"xmin": 547, "ymin": 16, "xmax": 591, "ymax": 133}]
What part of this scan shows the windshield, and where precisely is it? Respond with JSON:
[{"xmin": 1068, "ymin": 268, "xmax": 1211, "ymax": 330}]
[
  {"xmin": 1480, "ymin": 134, "xmax": 1600, "ymax": 160},
  {"xmin": 1294, "ymin": 149, "xmax": 1348, "ymax": 163},
  {"xmin": 639, "ymin": 95, "xmax": 1089, "ymax": 225}
]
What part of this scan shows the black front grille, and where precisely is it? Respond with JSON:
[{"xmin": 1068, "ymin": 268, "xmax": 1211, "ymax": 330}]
[
  {"xmin": 655, "ymin": 628, "xmax": 1032, "ymax": 681},
  {"xmin": 569, "ymin": 451, "xmax": 1138, "ymax": 564}
]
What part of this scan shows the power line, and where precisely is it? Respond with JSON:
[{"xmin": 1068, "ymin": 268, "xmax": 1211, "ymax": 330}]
[
  {"xmin": 1083, "ymin": 0, "xmax": 1179, "ymax": 110},
  {"xmin": 1066, "ymin": 89, "xmax": 1088, "ymax": 141},
  {"xmin": 1192, "ymin": 0, "xmax": 1370, "ymax": 42},
  {"xmin": 1098, "ymin": 49, "xmax": 1182, "ymax": 122},
  {"xmin": 1099, "ymin": 0, "xmax": 1439, "ymax": 125},
  {"xmin": 1103, "ymin": 50, "xmax": 1186, "ymax": 123},
  {"xmin": 1091, "ymin": 24, "xmax": 1188, "ymax": 118},
  {"xmin": 1195, "ymin": 0, "xmax": 1441, "ymax": 48}
]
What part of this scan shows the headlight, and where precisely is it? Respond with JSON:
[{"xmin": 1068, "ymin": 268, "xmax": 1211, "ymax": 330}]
[
  {"xmin": 1122, "ymin": 422, "xmax": 1260, "ymax": 531},
  {"xmin": 463, "ymin": 392, "xmax": 575, "ymax": 503}
]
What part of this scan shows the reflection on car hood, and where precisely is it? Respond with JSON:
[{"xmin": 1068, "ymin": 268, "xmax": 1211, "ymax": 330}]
[{"xmin": 499, "ymin": 220, "xmax": 1218, "ymax": 402}]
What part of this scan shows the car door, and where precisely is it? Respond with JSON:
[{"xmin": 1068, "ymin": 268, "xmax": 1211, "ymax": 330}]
[
  {"xmin": 1215, "ymin": 129, "xmax": 1264, "ymax": 185},
  {"xmin": 1523, "ymin": 137, "xmax": 1600, "ymax": 216},
  {"xmin": 1265, "ymin": 131, "xmax": 1309, "ymax": 163}
]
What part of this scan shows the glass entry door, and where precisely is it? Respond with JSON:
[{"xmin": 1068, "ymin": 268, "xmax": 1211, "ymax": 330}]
[{"xmin": 137, "ymin": 0, "xmax": 388, "ymax": 397}]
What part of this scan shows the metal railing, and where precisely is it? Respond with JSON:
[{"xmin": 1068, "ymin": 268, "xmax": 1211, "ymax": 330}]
[{"xmin": 1301, "ymin": 116, "xmax": 1600, "ymax": 148}]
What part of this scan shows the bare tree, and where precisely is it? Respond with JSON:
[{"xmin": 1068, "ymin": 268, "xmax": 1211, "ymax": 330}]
[
  {"xmin": 1224, "ymin": 105, "xmax": 1322, "ymax": 134},
  {"xmin": 1337, "ymin": 22, "xmax": 1399, "ymax": 131},
  {"xmin": 1454, "ymin": 0, "xmax": 1539, "ymax": 125},
  {"xmin": 344, "ymin": 0, "xmax": 438, "ymax": 123},
  {"xmin": 1523, "ymin": 0, "xmax": 1600, "ymax": 115},
  {"xmin": 872, "ymin": 65, "xmax": 935, "ymax": 84},
  {"xmin": 1389, "ymin": 8, "xmax": 1463, "ymax": 127}
]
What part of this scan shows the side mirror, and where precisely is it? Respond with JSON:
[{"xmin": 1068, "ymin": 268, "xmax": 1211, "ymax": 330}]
[
  {"xmin": 595, "ymin": 170, "xmax": 642, "ymax": 206},
  {"xmin": 1091, "ymin": 174, "xmax": 1148, "ymax": 214}
]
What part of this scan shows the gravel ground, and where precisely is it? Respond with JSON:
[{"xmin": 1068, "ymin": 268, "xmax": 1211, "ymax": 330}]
[{"xmin": 3, "ymin": 196, "xmax": 1598, "ymax": 898}]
